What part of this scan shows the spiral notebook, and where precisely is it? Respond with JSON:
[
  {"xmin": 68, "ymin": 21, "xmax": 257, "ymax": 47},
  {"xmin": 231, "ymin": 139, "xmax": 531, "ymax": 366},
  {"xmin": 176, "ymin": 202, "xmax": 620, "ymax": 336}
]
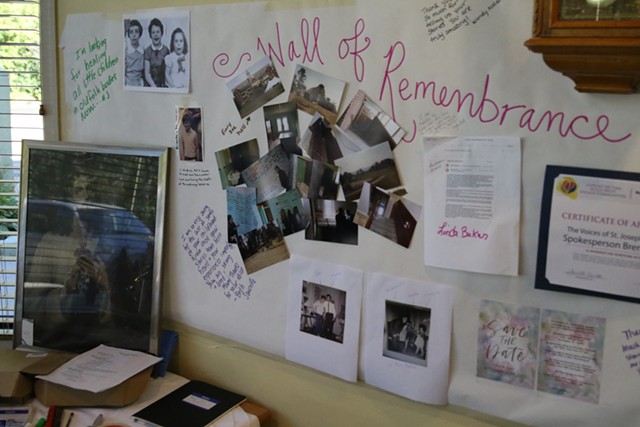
[{"xmin": 131, "ymin": 380, "xmax": 246, "ymax": 427}]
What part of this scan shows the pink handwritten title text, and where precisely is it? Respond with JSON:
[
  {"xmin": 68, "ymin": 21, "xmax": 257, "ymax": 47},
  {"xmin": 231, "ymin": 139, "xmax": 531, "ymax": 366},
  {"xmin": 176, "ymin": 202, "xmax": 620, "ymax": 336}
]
[{"xmin": 211, "ymin": 15, "xmax": 631, "ymax": 144}]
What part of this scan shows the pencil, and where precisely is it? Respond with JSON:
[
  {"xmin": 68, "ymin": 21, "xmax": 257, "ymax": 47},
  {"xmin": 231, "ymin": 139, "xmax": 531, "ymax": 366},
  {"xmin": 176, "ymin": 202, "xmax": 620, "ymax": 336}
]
[{"xmin": 65, "ymin": 412, "xmax": 74, "ymax": 427}]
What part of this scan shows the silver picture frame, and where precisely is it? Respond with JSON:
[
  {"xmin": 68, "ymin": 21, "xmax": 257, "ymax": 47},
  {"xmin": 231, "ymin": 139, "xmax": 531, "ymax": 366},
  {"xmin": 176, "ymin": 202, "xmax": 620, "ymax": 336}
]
[{"xmin": 13, "ymin": 140, "xmax": 168, "ymax": 355}]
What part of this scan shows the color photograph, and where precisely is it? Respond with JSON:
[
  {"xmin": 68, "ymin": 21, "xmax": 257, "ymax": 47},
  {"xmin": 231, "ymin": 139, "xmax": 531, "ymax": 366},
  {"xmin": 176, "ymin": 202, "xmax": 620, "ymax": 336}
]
[
  {"xmin": 300, "ymin": 280, "xmax": 347, "ymax": 344},
  {"xmin": 215, "ymin": 138, "xmax": 260, "ymax": 188},
  {"xmin": 288, "ymin": 65, "xmax": 345, "ymax": 124},
  {"xmin": 337, "ymin": 90, "xmax": 405, "ymax": 150},
  {"xmin": 291, "ymin": 155, "xmax": 340, "ymax": 200},
  {"xmin": 299, "ymin": 113, "xmax": 343, "ymax": 164},
  {"xmin": 264, "ymin": 101, "xmax": 302, "ymax": 155},
  {"xmin": 241, "ymin": 144, "xmax": 292, "ymax": 203},
  {"xmin": 355, "ymin": 182, "xmax": 421, "ymax": 248},
  {"xmin": 236, "ymin": 221, "xmax": 290, "ymax": 275},
  {"xmin": 227, "ymin": 55, "xmax": 285, "ymax": 118},
  {"xmin": 305, "ymin": 199, "xmax": 358, "ymax": 245},
  {"xmin": 335, "ymin": 142, "xmax": 404, "ymax": 201},
  {"xmin": 176, "ymin": 106, "xmax": 202, "ymax": 162},
  {"xmin": 259, "ymin": 189, "xmax": 309, "ymax": 237}
]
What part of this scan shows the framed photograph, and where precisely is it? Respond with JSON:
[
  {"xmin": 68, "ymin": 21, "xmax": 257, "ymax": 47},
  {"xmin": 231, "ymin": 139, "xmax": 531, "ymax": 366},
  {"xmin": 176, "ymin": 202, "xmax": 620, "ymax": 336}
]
[
  {"xmin": 535, "ymin": 165, "xmax": 640, "ymax": 304},
  {"xmin": 13, "ymin": 140, "xmax": 169, "ymax": 354}
]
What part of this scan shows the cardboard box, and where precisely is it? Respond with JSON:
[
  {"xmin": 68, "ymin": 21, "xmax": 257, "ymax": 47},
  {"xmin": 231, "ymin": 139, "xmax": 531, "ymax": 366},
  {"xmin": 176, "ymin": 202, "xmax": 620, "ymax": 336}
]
[
  {"xmin": 0, "ymin": 349, "xmax": 73, "ymax": 403},
  {"xmin": 34, "ymin": 366, "xmax": 152, "ymax": 407}
]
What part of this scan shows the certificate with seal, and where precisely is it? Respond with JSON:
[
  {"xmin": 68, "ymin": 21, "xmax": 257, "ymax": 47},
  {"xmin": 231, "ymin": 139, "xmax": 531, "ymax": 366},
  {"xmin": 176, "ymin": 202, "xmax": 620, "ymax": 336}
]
[{"xmin": 535, "ymin": 165, "xmax": 640, "ymax": 303}]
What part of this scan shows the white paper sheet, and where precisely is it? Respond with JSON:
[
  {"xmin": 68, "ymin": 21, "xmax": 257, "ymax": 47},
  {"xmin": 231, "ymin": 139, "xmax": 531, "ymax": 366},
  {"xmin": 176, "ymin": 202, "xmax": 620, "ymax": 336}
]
[
  {"xmin": 362, "ymin": 272, "xmax": 453, "ymax": 404},
  {"xmin": 285, "ymin": 255, "xmax": 363, "ymax": 381},
  {"xmin": 36, "ymin": 344, "xmax": 162, "ymax": 393},
  {"xmin": 423, "ymin": 136, "xmax": 521, "ymax": 275}
]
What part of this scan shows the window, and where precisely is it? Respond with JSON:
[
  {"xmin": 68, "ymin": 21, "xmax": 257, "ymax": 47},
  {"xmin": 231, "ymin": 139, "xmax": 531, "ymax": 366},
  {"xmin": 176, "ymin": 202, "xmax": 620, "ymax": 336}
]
[{"xmin": 0, "ymin": 0, "xmax": 57, "ymax": 336}]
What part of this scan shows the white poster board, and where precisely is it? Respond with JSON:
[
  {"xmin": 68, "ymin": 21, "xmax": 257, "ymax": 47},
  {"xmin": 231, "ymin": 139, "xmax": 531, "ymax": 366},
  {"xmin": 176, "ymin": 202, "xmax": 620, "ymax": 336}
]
[{"xmin": 57, "ymin": 1, "xmax": 640, "ymax": 426}]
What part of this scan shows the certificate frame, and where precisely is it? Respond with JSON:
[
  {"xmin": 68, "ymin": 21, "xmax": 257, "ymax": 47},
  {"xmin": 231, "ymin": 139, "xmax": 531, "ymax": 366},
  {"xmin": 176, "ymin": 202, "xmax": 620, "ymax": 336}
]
[
  {"xmin": 535, "ymin": 165, "xmax": 640, "ymax": 304},
  {"xmin": 13, "ymin": 140, "xmax": 169, "ymax": 354}
]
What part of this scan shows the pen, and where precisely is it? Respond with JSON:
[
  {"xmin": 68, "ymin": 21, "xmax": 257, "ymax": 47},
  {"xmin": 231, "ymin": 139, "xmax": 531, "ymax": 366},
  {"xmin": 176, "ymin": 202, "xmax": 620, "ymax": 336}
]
[
  {"xmin": 65, "ymin": 411, "xmax": 74, "ymax": 427},
  {"xmin": 90, "ymin": 413, "xmax": 103, "ymax": 427},
  {"xmin": 45, "ymin": 406, "xmax": 56, "ymax": 427}
]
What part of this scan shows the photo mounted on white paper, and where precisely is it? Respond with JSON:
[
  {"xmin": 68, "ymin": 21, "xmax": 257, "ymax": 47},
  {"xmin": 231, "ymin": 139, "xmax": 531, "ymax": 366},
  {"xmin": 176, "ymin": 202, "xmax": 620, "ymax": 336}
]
[
  {"xmin": 123, "ymin": 11, "xmax": 190, "ymax": 92},
  {"xmin": 362, "ymin": 272, "xmax": 453, "ymax": 405},
  {"xmin": 285, "ymin": 255, "xmax": 364, "ymax": 382}
]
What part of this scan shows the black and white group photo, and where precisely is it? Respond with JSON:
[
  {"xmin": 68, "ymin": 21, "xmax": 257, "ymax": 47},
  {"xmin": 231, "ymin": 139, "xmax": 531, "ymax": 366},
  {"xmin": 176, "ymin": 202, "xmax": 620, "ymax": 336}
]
[
  {"xmin": 384, "ymin": 300, "xmax": 431, "ymax": 367},
  {"xmin": 123, "ymin": 12, "xmax": 190, "ymax": 92}
]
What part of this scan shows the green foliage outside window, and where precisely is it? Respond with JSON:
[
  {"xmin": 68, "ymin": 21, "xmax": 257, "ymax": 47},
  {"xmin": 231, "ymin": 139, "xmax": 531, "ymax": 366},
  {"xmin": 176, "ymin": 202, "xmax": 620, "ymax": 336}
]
[
  {"xmin": 0, "ymin": 2, "xmax": 41, "ymax": 101},
  {"xmin": 0, "ymin": 1, "xmax": 42, "ymax": 235}
]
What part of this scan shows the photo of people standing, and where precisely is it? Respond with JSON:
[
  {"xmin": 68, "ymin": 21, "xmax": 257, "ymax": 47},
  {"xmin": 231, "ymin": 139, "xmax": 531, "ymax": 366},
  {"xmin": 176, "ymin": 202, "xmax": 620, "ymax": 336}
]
[
  {"xmin": 123, "ymin": 13, "xmax": 190, "ymax": 93},
  {"xmin": 299, "ymin": 280, "xmax": 346, "ymax": 344}
]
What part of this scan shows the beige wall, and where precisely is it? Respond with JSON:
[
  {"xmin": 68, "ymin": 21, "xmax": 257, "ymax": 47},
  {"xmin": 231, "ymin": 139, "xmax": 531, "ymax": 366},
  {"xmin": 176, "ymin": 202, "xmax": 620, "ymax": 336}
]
[
  {"xmin": 52, "ymin": 1, "xmax": 529, "ymax": 425},
  {"xmin": 164, "ymin": 320, "xmax": 528, "ymax": 427}
]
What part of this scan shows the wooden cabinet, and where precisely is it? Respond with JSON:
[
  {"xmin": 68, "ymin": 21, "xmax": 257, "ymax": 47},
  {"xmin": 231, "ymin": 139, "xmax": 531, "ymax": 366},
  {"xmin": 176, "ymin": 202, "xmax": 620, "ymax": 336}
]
[{"xmin": 525, "ymin": 0, "xmax": 640, "ymax": 93}]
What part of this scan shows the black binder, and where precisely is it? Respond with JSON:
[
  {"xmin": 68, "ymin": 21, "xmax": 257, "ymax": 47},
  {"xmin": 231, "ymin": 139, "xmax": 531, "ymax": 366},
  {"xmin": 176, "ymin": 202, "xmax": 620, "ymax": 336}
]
[{"xmin": 131, "ymin": 380, "xmax": 247, "ymax": 427}]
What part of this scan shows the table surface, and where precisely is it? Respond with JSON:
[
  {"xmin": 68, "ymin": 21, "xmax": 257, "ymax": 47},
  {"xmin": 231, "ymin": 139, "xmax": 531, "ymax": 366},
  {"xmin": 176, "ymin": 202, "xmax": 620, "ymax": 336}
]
[{"xmin": 26, "ymin": 372, "xmax": 263, "ymax": 427}]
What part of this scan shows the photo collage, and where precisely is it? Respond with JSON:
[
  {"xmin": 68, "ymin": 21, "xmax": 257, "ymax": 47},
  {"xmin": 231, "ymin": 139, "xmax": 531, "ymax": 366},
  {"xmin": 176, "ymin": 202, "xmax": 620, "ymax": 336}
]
[{"xmin": 216, "ymin": 59, "xmax": 422, "ymax": 274}]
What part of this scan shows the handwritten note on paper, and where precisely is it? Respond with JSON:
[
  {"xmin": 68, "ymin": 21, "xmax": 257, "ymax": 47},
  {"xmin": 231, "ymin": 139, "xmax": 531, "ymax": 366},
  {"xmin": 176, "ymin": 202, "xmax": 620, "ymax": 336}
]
[
  {"xmin": 178, "ymin": 168, "xmax": 213, "ymax": 187},
  {"xmin": 538, "ymin": 309, "xmax": 605, "ymax": 403},
  {"xmin": 417, "ymin": 112, "xmax": 465, "ymax": 136},
  {"xmin": 477, "ymin": 300, "xmax": 540, "ymax": 389},
  {"xmin": 181, "ymin": 205, "xmax": 256, "ymax": 301},
  {"xmin": 68, "ymin": 36, "xmax": 119, "ymax": 121},
  {"xmin": 422, "ymin": 0, "xmax": 502, "ymax": 43},
  {"xmin": 221, "ymin": 117, "xmax": 251, "ymax": 136},
  {"xmin": 621, "ymin": 327, "xmax": 640, "ymax": 376}
]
